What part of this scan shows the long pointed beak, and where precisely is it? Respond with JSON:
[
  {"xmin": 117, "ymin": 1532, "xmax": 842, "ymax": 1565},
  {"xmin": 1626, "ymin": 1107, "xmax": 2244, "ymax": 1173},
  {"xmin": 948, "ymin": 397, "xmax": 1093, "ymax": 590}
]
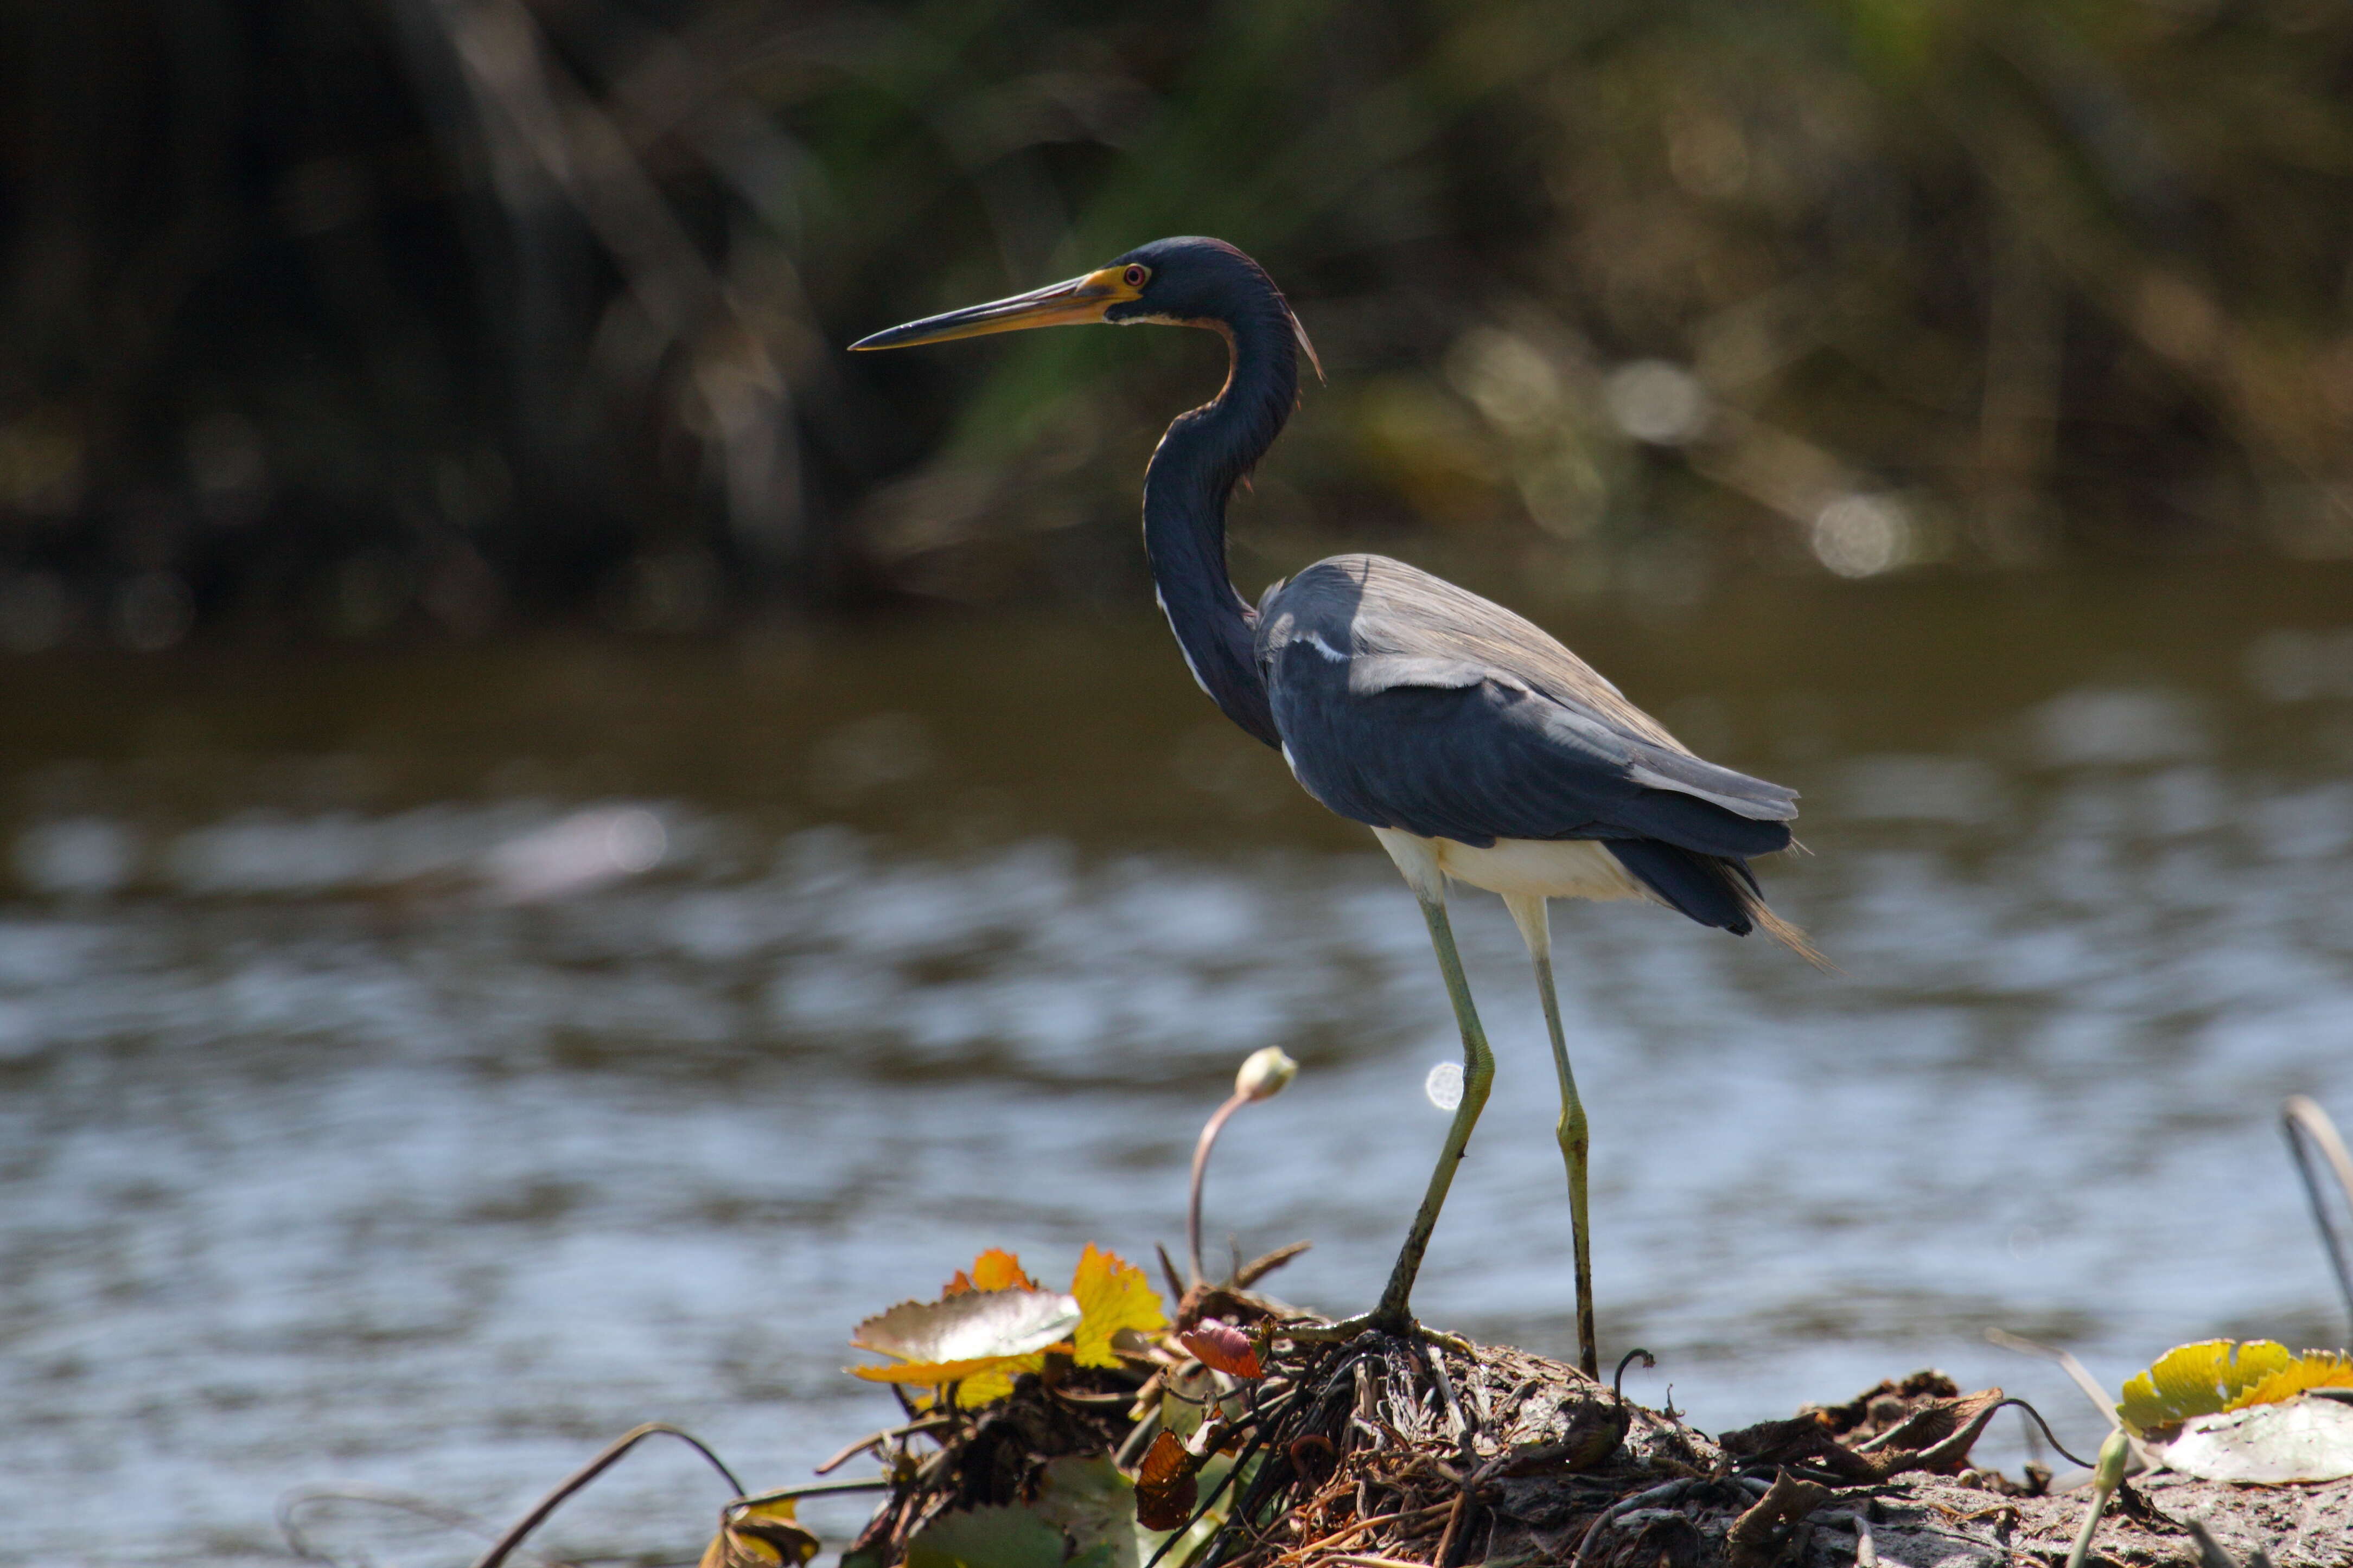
[{"xmin": 850, "ymin": 266, "xmax": 1142, "ymax": 351}]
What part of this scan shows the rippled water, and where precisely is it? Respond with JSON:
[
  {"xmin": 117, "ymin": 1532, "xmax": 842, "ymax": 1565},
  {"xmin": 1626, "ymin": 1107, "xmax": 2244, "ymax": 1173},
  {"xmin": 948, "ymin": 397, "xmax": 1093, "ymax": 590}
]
[{"xmin": 7, "ymin": 561, "xmax": 2353, "ymax": 1565}]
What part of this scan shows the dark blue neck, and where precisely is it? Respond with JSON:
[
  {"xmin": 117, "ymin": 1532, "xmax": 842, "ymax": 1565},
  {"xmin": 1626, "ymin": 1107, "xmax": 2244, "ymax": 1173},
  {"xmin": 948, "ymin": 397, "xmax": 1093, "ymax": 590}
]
[{"xmin": 1142, "ymin": 302, "xmax": 1296, "ymax": 750}]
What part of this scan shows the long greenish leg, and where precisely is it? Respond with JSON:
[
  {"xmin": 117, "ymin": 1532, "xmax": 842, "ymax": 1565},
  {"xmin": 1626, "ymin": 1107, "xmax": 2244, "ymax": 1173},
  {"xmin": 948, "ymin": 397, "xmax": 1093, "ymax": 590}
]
[
  {"xmin": 1504, "ymin": 893, "xmax": 1597, "ymax": 1380},
  {"xmin": 1372, "ymin": 885, "xmax": 1497, "ymax": 1326}
]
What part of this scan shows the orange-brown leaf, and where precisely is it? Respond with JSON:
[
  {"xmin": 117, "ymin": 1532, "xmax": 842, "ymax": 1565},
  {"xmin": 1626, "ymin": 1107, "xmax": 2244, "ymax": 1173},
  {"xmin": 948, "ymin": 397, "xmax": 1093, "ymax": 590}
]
[
  {"xmin": 942, "ymin": 1247, "xmax": 1039, "ymax": 1296},
  {"xmin": 1134, "ymin": 1430, "xmax": 1199, "ymax": 1531},
  {"xmin": 971, "ymin": 1249, "xmax": 1037, "ymax": 1292},
  {"xmin": 1179, "ymin": 1321, "xmax": 1263, "ymax": 1379}
]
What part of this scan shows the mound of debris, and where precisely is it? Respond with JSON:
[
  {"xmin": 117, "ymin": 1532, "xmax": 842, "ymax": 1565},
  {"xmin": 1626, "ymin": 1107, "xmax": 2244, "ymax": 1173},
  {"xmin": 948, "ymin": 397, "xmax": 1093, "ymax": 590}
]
[{"xmin": 837, "ymin": 1322, "xmax": 2352, "ymax": 1568}]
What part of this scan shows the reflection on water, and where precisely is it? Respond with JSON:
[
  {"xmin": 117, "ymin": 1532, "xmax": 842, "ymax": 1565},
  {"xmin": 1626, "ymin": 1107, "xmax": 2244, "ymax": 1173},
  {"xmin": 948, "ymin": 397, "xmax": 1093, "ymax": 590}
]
[{"xmin": 4, "ymin": 561, "xmax": 2353, "ymax": 1564}]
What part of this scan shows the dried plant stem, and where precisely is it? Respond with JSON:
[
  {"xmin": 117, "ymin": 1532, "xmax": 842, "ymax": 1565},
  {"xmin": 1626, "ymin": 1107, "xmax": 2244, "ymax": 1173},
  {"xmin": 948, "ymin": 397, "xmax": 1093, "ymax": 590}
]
[
  {"xmin": 2284, "ymin": 1096, "xmax": 2353, "ymax": 1335},
  {"xmin": 472, "ymin": 1423, "xmax": 744, "ymax": 1568},
  {"xmin": 1190, "ymin": 1090, "xmax": 1249, "ymax": 1285}
]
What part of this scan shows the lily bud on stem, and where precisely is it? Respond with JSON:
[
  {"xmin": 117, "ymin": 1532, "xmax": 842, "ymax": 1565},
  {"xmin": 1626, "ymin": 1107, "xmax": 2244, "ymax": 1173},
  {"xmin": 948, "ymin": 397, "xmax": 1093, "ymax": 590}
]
[{"xmin": 1188, "ymin": 1048, "xmax": 1298, "ymax": 1286}]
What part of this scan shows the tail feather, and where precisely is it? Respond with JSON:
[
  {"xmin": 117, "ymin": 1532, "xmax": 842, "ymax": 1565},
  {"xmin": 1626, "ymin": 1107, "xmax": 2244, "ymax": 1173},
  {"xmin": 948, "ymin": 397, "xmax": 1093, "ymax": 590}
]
[{"xmin": 1604, "ymin": 839, "xmax": 1830, "ymax": 970}]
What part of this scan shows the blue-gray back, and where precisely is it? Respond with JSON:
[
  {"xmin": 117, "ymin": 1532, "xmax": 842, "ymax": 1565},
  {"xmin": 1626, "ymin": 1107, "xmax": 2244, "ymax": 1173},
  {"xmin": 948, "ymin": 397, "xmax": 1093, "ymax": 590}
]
[{"xmin": 1254, "ymin": 554, "xmax": 1797, "ymax": 858}]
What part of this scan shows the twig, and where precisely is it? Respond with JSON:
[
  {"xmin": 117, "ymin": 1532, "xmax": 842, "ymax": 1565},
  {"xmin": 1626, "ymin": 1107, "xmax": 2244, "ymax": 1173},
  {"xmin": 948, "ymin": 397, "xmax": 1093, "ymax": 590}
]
[
  {"xmin": 722, "ymin": 1474, "xmax": 900, "ymax": 1508},
  {"xmin": 1273, "ymin": 1505, "xmax": 1450, "ymax": 1565},
  {"xmin": 1160, "ymin": 1243, "xmax": 1191, "ymax": 1306},
  {"xmin": 1431, "ymin": 1489, "xmax": 1469, "ymax": 1568},
  {"xmin": 1235, "ymin": 1240, "xmax": 1313, "ymax": 1289},
  {"xmin": 1115, "ymin": 1406, "xmax": 1166, "ymax": 1470},
  {"xmin": 471, "ymin": 1423, "xmax": 745, "ymax": 1568},
  {"xmin": 815, "ymin": 1416, "xmax": 949, "ymax": 1475},
  {"xmin": 1415, "ymin": 1342, "xmax": 1469, "ymax": 1452},
  {"xmin": 1567, "ymin": 1479, "xmax": 1692, "ymax": 1568}
]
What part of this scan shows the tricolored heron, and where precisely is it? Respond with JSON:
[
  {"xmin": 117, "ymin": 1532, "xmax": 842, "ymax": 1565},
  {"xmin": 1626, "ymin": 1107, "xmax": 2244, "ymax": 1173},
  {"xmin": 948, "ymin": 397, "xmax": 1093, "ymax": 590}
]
[{"xmin": 853, "ymin": 237, "xmax": 1813, "ymax": 1376}]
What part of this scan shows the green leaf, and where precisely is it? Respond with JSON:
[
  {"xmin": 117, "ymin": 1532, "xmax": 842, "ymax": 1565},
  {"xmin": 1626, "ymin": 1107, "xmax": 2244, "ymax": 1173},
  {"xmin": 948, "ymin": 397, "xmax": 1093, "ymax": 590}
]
[
  {"xmin": 1032, "ymin": 1456, "xmax": 1141, "ymax": 1568},
  {"xmin": 905, "ymin": 1503, "xmax": 1070, "ymax": 1568}
]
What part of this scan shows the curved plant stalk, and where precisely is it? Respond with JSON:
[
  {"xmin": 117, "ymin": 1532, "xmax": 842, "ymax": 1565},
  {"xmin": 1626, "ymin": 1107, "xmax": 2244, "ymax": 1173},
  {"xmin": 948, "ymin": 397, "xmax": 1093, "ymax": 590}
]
[
  {"xmin": 1187, "ymin": 1048, "xmax": 1297, "ymax": 1287},
  {"xmin": 2282, "ymin": 1096, "xmax": 2353, "ymax": 1335},
  {"xmin": 473, "ymin": 1423, "xmax": 745, "ymax": 1568}
]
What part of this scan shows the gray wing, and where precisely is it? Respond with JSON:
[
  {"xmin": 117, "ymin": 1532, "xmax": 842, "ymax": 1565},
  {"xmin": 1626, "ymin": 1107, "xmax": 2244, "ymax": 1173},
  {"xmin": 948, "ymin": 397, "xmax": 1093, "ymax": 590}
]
[{"xmin": 1254, "ymin": 554, "xmax": 1796, "ymax": 862}]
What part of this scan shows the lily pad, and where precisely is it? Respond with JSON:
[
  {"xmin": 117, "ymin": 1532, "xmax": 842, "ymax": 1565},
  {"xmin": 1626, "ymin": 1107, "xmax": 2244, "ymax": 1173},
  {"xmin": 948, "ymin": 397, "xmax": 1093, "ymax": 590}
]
[
  {"xmin": 904, "ymin": 1502, "xmax": 1070, "ymax": 1568},
  {"xmin": 1032, "ymin": 1456, "xmax": 1143, "ymax": 1568},
  {"xmin": 2120, "ymin": 1339, "xmax": 2353, "ymax": 1437},
  {"xmin": 849, "ymin": 1289, "xmax": 1082, "ymax": 1385},
  {"xmin": 2154, "ymin": 1392, "xmax": 2353, "ymax": 1483}
]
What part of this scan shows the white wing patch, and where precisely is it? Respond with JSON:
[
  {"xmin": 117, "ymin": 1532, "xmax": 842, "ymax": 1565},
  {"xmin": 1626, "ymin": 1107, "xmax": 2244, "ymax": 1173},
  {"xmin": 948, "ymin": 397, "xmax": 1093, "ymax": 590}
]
[{"xmin": 1298, "ymin": 630, "xmax": 1348, "ymax": 662}]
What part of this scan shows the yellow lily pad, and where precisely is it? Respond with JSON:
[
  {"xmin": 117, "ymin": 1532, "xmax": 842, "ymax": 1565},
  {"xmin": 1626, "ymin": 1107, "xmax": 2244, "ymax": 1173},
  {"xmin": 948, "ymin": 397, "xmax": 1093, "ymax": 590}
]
[
  {"xmin": 848, "ymin": 1245, "xmax": 1165, "ymax": 1408},
  {"xmin": 2119, "ymin": 1340, "xmax": 2353, "ymax": 1437}
]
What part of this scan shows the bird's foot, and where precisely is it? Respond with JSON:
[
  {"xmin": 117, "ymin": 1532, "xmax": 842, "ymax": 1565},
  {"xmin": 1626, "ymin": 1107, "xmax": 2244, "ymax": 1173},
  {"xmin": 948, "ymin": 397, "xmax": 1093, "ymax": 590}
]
[{"xmin": 1280, "ymin": 1309, "xmax": 1471, "ymax": 1355}]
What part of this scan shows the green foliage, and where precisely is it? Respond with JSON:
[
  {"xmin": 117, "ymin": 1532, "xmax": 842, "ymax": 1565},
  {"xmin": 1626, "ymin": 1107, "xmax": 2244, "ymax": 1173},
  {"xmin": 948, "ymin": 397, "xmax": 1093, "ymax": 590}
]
[{"xmin": 8, "ymin": 0, "xmax": 2353, "ymax": 633}]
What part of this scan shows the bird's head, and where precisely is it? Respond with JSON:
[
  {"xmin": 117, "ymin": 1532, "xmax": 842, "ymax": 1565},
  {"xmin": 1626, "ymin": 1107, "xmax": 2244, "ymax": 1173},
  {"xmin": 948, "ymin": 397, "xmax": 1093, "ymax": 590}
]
[{"xmin": 851, "ymin": 236, "xmax": 1319, "ymax": 376}]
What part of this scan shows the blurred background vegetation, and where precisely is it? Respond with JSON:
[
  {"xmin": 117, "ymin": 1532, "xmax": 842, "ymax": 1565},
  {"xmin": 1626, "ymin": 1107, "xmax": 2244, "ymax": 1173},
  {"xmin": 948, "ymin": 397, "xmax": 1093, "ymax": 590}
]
[{"xmin": 5, "ymin": 0, "xmax": 2353, "ymax": 648}]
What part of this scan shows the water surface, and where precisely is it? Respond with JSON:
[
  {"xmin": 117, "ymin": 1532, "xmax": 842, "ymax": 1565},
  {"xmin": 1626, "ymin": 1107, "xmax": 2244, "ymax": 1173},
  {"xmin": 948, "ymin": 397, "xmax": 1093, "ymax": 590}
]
[{"xmin": 5, "ymin": 560, "xmax": 2353, "ymax": 1564}]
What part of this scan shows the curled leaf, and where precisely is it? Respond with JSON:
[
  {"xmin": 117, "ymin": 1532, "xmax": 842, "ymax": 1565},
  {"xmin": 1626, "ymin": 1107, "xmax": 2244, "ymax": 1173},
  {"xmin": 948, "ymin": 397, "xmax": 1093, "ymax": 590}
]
[
  {"xmin": 849, "ymin": 1289, "xmax": 1082, "ymax": 1385},
  {"xmin": 2119, "ymin": 1340, "xmax": 2353, "ymax": 1437},
  {"xmin": 701, "ymin": 1499, "xmax": 818, "ymax": 1568},
  {"xmin": 1178, "ymin": 1321, "xmax": 1263, "ymax": 1380},
  {"xmin": 1069, "ymin": 1245, "xmax": 1166, "ymax": 1368}
]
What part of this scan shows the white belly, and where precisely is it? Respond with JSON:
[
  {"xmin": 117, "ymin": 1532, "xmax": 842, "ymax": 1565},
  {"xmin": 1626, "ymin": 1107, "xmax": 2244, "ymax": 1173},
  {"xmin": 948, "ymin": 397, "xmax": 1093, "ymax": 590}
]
[{"xmin": 1430, "ymin": 834, "xmax": 1642, "ymax": 902}]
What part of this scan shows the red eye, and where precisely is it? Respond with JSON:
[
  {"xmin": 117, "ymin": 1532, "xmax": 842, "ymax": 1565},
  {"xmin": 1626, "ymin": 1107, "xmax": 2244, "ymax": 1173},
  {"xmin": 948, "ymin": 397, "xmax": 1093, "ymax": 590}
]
[{"xmin": 1123, "ymin": 265, "xmax": 1149, "ymax": 288}]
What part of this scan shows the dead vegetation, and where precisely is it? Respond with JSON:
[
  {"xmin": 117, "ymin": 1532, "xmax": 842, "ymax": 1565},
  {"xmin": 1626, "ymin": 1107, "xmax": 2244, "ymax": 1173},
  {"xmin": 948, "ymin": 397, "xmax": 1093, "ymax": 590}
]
[{"xmin": 820, "ymin": 1320, "xmax": 2351, "ymax": 1568}]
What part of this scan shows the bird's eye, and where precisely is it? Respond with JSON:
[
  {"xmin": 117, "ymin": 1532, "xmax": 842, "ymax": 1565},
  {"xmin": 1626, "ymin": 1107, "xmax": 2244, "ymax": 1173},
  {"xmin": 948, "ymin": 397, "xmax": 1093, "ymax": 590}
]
[{"xmin": 1123, "ymin": 265, "xmax": 1150, "ymax": 289}]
